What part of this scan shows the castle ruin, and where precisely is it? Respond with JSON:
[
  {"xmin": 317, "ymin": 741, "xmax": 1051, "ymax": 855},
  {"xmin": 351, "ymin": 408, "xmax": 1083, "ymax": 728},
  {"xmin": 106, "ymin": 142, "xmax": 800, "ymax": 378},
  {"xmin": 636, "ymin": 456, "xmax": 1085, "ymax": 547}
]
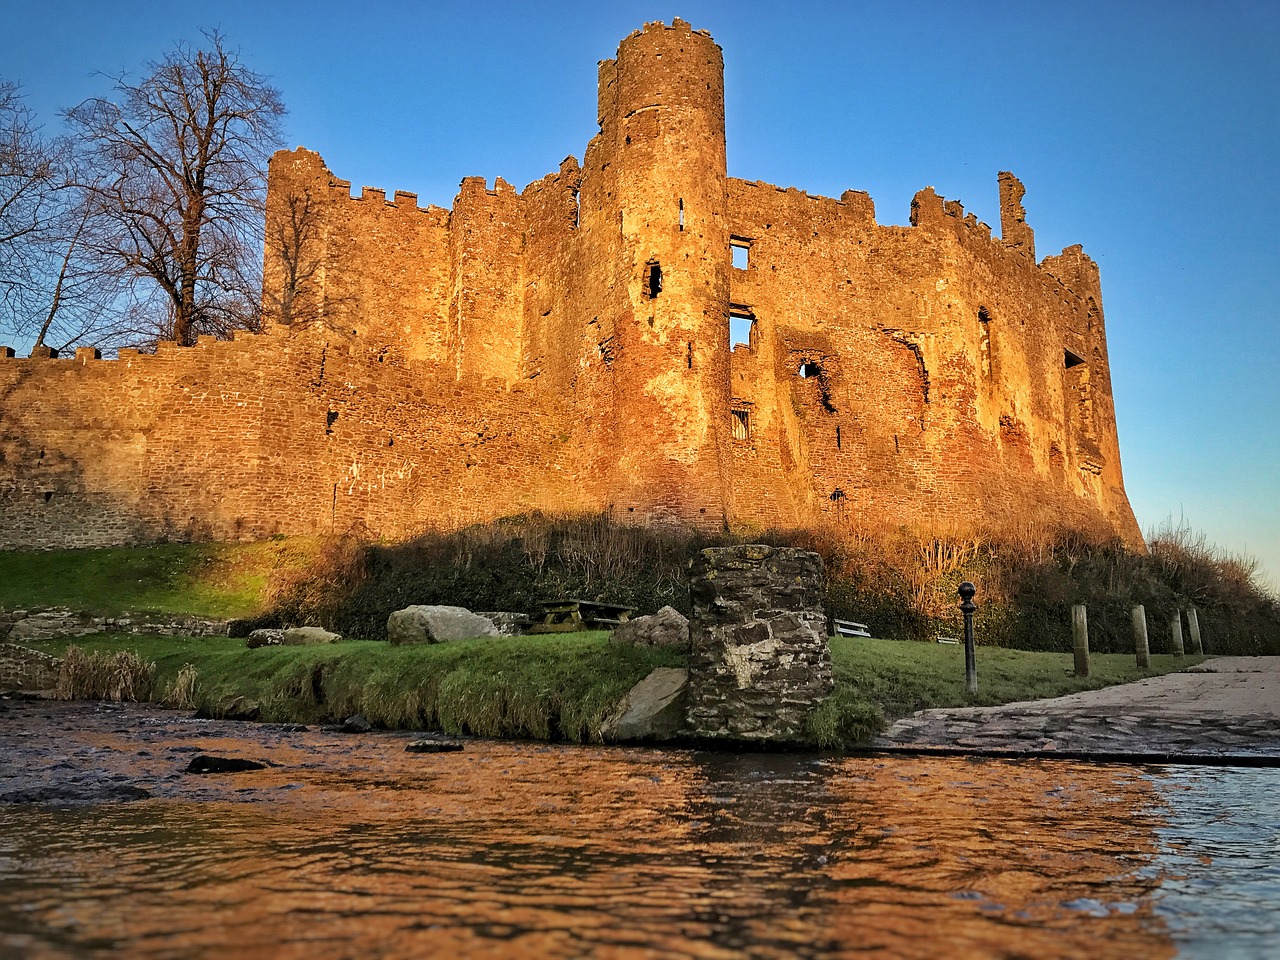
[{"xmin": 0, "ymin": 20, "xmax": 1142, "ymax": 550}]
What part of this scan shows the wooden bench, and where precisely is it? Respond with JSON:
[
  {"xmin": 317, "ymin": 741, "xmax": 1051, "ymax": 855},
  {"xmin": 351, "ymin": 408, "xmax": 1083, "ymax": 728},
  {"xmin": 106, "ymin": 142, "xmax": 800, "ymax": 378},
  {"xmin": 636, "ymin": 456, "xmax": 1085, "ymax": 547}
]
[
  {"xmin": 833, "ymin": 618, "xmax": 871, "ymax": 638},
  {"xmin": 528, "ymin": 600, "xmax": 636, "ymax": 634}
]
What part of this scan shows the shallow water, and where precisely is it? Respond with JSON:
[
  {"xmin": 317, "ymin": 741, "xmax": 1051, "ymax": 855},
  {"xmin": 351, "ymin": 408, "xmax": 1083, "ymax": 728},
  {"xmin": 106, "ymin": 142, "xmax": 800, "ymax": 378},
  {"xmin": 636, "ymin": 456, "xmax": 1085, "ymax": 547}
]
[{"xmin": 0, "ymin": 712, "xmax": 1277, "ymax": 958}]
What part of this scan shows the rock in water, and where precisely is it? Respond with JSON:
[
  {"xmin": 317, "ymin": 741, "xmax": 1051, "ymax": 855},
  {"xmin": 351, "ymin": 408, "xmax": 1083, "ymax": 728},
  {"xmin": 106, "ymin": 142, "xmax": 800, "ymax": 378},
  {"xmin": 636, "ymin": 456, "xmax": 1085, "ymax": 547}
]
[
  {"xmin": 601, "ymin": 667, "xmax": 690, "ymax": 742},
  {"xmin": 339, "ymin": 714, "xmax": 372, "ymax": 734},
  {"xmin": 185, "ymin": 755, "xmax": 267, "ymax": 774},
  {"xmin": 685, "ymin": 544, "xmax": 833, "ymax": 742},
  {"xmin": 405, "ymin": 738, "xmax": 465, "ymax": 753},
  {"xmin": 610, "ymin": 606, "xmax": 690, "ymax": 650},
  {"xmin": 386, "ymin": 606, "xmax": 499, "ymax": 644},
  {"xmin": 1, "ymin": 783, "xmax": 151, "ymax": 804}
]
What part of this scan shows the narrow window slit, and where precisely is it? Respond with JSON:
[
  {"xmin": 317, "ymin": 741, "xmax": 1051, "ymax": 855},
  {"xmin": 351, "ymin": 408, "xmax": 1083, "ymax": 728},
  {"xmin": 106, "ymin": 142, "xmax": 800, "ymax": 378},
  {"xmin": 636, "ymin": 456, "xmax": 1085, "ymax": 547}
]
[{"xmin": 644, "ymin": 261, "xmax": 662, "ymax": 299}]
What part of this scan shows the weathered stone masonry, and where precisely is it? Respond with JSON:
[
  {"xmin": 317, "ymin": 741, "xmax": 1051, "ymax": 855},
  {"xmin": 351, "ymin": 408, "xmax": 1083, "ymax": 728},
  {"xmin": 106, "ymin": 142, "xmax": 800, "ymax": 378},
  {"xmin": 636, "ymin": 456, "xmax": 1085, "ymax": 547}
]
[{"xmin": 0, "ymin": 20, "xmax": 1141, "ymax": 550}]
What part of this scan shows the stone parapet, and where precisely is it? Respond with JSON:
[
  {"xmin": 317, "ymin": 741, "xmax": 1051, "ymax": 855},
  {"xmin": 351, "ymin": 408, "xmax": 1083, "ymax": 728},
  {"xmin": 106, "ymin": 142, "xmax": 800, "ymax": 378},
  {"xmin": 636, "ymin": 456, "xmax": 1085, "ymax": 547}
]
[{"xmin": 686, "ymin": 544, "xmax": 832, "ymax": 741}]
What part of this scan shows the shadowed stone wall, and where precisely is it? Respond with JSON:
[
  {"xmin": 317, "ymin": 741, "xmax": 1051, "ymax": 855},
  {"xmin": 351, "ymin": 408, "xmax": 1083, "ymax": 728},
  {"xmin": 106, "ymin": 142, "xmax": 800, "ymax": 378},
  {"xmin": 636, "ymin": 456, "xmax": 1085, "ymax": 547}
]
[{"xmin": 686, "ymin": 545, "xmax": 832, "ymax": 740}]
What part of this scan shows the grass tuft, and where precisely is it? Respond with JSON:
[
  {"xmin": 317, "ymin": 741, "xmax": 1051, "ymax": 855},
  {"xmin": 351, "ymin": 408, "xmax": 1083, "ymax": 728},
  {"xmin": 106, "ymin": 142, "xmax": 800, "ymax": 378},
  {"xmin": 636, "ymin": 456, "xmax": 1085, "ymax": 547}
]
[{"xmin": 57, "ymin": 644, "xmax": 157, "ymax": 702}]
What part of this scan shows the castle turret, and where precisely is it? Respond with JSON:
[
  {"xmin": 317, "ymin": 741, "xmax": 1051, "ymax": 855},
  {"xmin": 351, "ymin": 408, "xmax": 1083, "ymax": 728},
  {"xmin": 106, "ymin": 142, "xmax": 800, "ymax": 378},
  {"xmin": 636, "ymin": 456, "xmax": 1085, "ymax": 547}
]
[{"xmin": 592, "ymin": 19, "xmax": 732, "ymax": 527}]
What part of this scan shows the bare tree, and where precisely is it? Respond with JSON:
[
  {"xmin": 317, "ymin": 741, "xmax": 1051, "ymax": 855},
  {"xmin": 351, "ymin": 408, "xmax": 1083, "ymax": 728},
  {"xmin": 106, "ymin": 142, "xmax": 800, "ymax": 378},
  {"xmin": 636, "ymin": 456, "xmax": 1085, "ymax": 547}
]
[
  {"xmin": 0, "ymin": 80, "xmax": 62, "ymax": 334},
  {"xmin": 65, "ymin": 32, "xmax": 285, "ymax": 346}
]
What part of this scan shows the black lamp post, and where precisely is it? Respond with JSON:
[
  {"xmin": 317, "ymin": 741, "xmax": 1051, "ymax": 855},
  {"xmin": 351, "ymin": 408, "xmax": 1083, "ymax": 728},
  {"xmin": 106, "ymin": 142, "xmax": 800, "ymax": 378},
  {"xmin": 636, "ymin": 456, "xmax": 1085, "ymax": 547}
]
[{"xmin": 958, "ymin": 581, "xmax": 977, "ymax": 693}]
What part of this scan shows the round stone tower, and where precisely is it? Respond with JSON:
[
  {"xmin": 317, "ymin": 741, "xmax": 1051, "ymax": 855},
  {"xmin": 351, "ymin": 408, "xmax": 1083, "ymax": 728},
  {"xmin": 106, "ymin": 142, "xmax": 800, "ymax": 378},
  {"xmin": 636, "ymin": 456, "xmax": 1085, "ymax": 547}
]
[{"xmin": 594, "ymin": 19, "xmax": 731, "ymax": 528}]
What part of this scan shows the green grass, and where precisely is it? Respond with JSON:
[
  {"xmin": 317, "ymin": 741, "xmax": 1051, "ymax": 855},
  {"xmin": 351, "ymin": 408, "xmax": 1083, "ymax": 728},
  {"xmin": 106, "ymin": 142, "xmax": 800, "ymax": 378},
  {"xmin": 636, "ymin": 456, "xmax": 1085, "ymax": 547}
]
[
  {"xmin": 803, "ymin": 637, "xmax": 1207, "ymax": 747},
  {"xmin": 0, "ymin": 540, "xmax": 318, "ymax": 618},
  {"xmin": 24, "ymin": 633, "xmax": 1205, "ymax": 749},
  {"xmin": 25, "ymin": 632, "xmax": 684, "ymax": 741}
]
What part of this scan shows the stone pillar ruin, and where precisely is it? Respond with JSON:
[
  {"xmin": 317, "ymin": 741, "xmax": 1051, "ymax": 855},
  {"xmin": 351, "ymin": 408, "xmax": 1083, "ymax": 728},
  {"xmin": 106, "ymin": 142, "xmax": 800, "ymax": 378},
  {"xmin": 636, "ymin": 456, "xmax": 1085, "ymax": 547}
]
[{"xmin": 686, "ymin": 544, "xmax": 833, "ymax": 741}]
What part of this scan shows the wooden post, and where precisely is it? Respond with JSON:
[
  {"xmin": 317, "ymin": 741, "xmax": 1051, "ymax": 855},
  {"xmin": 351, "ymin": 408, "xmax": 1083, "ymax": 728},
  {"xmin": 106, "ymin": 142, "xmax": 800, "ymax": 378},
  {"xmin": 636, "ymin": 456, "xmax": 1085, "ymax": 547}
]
[
  {"xmin": 1071, "ymin": 604, "xmax": 1090, "ymax": 677},
  {"xmin": 1132, "ymin": 604, "xmax": 1151, "ymax": 669},
  {"xmin": 1187, "ymin": 606, "xmax": 1204, "ymax": 655},
  {"xmin": 1170, "ymin": 609, "xmax": 1185, "ymax": 657}
]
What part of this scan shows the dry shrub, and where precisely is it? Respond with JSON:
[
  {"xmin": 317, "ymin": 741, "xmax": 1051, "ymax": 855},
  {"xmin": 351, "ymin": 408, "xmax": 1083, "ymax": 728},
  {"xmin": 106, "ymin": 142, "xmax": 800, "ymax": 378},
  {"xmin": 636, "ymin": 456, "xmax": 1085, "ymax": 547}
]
[
  {"xmin": 57, "ymin": 646, "xmax": 157, "ymax": 702},
  {"xmin": 163, "ymin": 662, "xmax": 199, "ymax": 709}
]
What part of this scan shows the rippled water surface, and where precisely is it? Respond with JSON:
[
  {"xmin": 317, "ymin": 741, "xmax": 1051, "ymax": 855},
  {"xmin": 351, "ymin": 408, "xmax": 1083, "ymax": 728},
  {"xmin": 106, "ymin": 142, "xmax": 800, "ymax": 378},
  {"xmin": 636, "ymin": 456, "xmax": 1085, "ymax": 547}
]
[{"xmin": 1, "ymin": 718, "xmax": 1277, "ymax": 958}]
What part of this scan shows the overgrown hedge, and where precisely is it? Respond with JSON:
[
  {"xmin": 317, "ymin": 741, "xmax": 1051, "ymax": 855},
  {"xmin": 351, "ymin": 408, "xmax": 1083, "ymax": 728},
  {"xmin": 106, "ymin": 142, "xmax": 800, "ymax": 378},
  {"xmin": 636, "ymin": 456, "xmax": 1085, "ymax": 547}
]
[{"xmin": 261, "ymin": 513, "xmax": 1280, "ymax": 656}]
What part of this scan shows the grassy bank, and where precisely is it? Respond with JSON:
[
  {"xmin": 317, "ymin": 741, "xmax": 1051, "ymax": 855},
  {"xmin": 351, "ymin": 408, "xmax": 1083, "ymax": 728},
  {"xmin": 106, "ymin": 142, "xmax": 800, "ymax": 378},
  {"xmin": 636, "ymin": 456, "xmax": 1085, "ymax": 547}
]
[
  {"xmin": 27, "ymin": 633, "xmax": 684, "ymax": 740},
  {"xmin": 0, "ymin": 539, "xmax": 317, "ymax": 618},
  {"xmin": 24, "ymin": 634, "xmax": 1203, "ymax": 747}
]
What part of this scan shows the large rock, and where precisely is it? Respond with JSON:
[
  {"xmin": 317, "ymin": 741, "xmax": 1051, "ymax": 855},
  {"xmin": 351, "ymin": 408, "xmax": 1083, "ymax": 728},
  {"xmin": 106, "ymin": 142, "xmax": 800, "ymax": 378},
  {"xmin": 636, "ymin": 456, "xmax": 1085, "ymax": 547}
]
[
  {"xmin": 281, "ymin": 626, "xmax": 342, "ymax": 645},
  {"xmin": 246, "ymin": 629, "xmax": 284, "ymax": 648},
  {"xmin": 601, "ymin": 667, "xmax": 689, "ymax": 742},
  {"xmin": 610, "ymin": 606, "xmax": 690, "ymax": 650},
  {"xmin": 387, "ymin": 606, "xmax": 499, "ymax": 644},
  {"xmin": 476, "ymin": 612, "xmax": 532, "ymax": 636},
  {"xmin": 685, "ymin": 544, "xmax": 832, "ymax": 742}
]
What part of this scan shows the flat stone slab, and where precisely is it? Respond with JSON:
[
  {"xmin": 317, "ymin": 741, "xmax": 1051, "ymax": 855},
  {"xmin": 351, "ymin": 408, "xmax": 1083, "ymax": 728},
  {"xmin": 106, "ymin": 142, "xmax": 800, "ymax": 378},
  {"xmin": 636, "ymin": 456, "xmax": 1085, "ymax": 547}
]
[{"xmin": 871, "ymin": 657, "xmax": 1280, "ymax": 761}]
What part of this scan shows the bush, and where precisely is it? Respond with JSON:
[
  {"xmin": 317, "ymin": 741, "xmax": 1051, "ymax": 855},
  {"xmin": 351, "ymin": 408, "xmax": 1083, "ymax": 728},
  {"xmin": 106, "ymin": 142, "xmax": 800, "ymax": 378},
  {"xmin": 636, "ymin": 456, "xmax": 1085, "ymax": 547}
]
[
  {"xmin": 261, "ymin": 513, "xmax": 1279, "ymax": 655},
  {"xmin": 57, "ymin": 645, "xmax": 157, "ymax": 701}
]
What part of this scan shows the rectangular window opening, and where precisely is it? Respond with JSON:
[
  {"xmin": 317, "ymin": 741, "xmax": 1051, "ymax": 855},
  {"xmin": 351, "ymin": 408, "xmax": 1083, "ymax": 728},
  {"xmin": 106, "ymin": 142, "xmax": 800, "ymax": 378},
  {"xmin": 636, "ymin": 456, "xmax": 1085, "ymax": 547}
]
[
  {"xmin": 836, "ymin": 425, "xmax": 842, "ymax": 450},
  {"xmin": 1064, "ymin": 348, "xmax": 1086, "ymax": 369},
  {"xmin": 730, "ymin": 236, "xmax": 751, "ymax": 270},
  {"xmin": 729, "ymin": 310, "xmax": 754, "ymax": 349},
  {"xmin": 678, "ymin": 198, "xmax": 685, "ymax": 231},
  {"xmin": 644, "ymin": 261, "xmax": 662, "ymax": 299},
  {"xmin": 731, "ymin": 408, "xmax": 750, "ymax": 441}
]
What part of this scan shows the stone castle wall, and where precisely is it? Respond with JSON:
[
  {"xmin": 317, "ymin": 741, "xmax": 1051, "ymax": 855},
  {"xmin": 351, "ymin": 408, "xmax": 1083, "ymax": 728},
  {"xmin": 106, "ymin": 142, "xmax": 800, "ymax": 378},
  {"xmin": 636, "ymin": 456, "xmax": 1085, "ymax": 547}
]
[{"xmin": 0, "ymin": 19, "xmax": 1142, "ymax": 550}]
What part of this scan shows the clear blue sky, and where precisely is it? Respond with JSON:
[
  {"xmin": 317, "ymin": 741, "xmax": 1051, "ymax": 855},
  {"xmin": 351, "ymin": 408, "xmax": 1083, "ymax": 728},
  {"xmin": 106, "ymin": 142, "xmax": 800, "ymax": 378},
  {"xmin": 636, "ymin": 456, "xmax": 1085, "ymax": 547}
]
[{"xmin": 2, "ymin": 0, "xmax": 1277, "ymax": 589}]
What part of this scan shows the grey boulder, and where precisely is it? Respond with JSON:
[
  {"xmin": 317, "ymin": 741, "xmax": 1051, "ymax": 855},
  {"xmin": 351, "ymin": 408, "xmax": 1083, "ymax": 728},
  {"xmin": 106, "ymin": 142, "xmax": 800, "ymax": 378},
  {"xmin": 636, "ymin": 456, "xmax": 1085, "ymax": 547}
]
[
  {"xmin": 600, "ymin": 667, "xmax": 689, "ymax": 742},
  {"xmin": 387, "ymin": 605, "xmax": 499, "ymax": 644},
  {"xmin": 610, "ymin": 605, "xmax": 690, "ymax": 651},
  {"xmin": 246, "ymin": 628, "xmax": 284, "ymax": 648},
  {"xmin": 281, "ymin": 626, "xmax": 343, "ymax": 646}
]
